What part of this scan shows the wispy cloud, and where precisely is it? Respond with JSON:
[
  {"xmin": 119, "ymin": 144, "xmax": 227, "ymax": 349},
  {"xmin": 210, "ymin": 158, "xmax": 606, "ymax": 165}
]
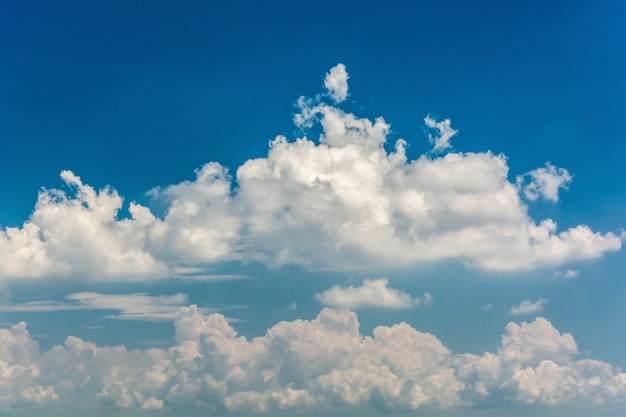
[
  {"xmin": 553, "ymin": 269, "xmax": 580, "ymax": 279},
  {"xmin": 424, "ymin": 115, "xmax": 458, "ymax": 152},
  {"xmin": 0, "ymin": 293, "xmax": 216, "ymax": 321},
  {"xmin": 170, "ymin": 267, "xmax": 251, "ymax": 282},
  {"xmin": 510, "ymin": 298, "xmax": 548, "ymax": 315},
  {"xmin": 315, "ymin": 278, "xmax": 431, "ymax": 309}
]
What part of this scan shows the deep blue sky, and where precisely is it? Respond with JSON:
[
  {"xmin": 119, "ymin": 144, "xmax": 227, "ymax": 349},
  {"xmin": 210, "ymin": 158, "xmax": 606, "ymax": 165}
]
[
  {"xmin": 2, "ymin": 1, "xmax": 625, "ymax": 227},
  {"xmin": 1, "ymin": 1, "xmax": 626, "ymax": 416}
]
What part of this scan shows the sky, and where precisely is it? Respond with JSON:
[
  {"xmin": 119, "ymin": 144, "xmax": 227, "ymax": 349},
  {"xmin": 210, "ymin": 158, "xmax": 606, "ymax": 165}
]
[{"xmin": 1, "ymin": 0, "xmax": 626, "ymax": 416}]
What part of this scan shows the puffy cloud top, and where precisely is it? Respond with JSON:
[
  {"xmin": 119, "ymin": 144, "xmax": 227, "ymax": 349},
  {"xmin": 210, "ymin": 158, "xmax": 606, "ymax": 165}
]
[
  {"xmin": 0, "ymin": 65, "xmax": 621, "ymax": 281},
  {"xmin": 1, "ymin": 308, "xmax": 625, "ymax": 414},
  {"xmin": 517, "ymin": 163, "xmax": 573, "ymax": 203},
  {"xmin": 315, "ymin": 278, "xmax": 431, "ymax": 309},
  {"xmin": 324, "ymin": 63, "xmax": 349, "ymax": 103}
]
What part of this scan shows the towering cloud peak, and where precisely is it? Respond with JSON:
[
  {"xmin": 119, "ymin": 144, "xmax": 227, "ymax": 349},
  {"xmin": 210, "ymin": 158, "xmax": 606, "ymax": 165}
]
[{"xmin": 0, "ymin": 64, "xmax": 621, "ymax": 281}]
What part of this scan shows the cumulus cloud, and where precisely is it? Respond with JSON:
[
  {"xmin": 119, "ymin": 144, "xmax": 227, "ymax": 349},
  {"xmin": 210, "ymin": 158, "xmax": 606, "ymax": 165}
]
[
  {"xmin": 0, "ymin": 170, "xmax": 169, "ymax": 280},
  {"xmin": 0, "ymin": 308, "xmax": 625, "ymax": 414},
  {"xmin": 1, "ymin": 293, "xmax": 216, "ymax": 321},
  {"xmin": 315, "ymin": 278, "xmax": 431, "ymax": 308},
  {"xmin": 0, "ymin": 322, "xmax": 58, "ymax": 409},
  {"xmin": 324, "ymin": 63, "xmax": 349, "ymax": 103},
  {"xmin": 516, "ymin": 162, "xmax": 573, "ymax": 203},
  {"xmin": 0, "ymin": 64, "xmax": 621, "ymax": 281},
  {"xmin": 511, "ymin": 298, "xmax": 548, "ymax": 316},
  {"xmin": 424, "ymin": 115, "xmax": 458, "ymax": 152}
]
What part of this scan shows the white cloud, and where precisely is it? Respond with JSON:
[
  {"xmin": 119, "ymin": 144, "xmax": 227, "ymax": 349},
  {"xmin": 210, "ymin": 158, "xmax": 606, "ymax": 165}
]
[
  {"xmin": 1, "ymin": 293, "xmax": 216, "ymax": 321},
  {"xmin": 170, "ymin": 267, "xmax": 251, "ymax": 282},
  {"xmin": 144, "ymin": 162, "xmax": 241, "ymax": 265},
  {"xmin": 516, "ymin": 162, "xmax": 573, "ymax": 203},
  {"xmin": 424, "ymin": 115, "xmax": 458, "ymax": 152},
  {"xmin": 0, "ymin": 308, "xmax": 625, "ymax": 414},
  {"xmin": 511, "ymin": 298, "xmax": 548, "ymax": 316},
  {"xmin": 324, "ymin": 63, "xmax": 349, "ymax": 103},
  {"xmin": 0, "ymin": 322, "xmax": 58, "ymax": 409},
  {"xmin": 554, "ymin": 269, "xmax": 580, "ymax": 279},
  {"xmin": 68, "ymin": 292, "xmax": 215, "ymax": 321},
  {"xmin": 0, "ymin": 170, "xmax": 169, "ymax": 280},
  {"xmin": 315, "ymin": 278, "xmax": 431, "ymax": 308},
  {"xmin": 0, "ymin": 64, "xmax": 621, "ymax": 281}
]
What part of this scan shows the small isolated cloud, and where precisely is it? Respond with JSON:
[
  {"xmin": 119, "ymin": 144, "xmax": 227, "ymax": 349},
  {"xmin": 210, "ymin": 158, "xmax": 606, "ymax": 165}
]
[
  {"xmin": 1, "ymin": 293, "xmax": 216, "ymax": 321},
  {"xmin": 324, "ymin": 63, "xmax": 349, "ymax": 103},
  {"xmin": 553, "ymin": 269, "xmax": 580, "ymax": 279},
  {"xmin": 511, "ymin": 298, "xmax": 548, "ymax": 316},
  {"xmin": 315, "ymin": 278, "xmax": 431, "ymax": 309},
  {"xmin": 516, "ymin": 162, "xmax": 573, "ymax": 203},
  {"xmin": 424, "ymin": 115, "xmax": 458, "ymax": 152}
]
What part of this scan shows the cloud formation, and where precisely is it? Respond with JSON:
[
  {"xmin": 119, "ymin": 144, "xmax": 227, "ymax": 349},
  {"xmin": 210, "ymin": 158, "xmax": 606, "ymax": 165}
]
[
  {"xmin": 324, "ymin": 63, "xmax": 349, "ymax": 103},
  {"xmin": 1, "ymin": 293, "xmax": 216, "ymax": 321},
  {"xmin": 1, "ymin": 308, "xmax": 625, "ymax": 414},
  {"xmin": 0, "ymin": 64, "xmax": 621, "ymax": 281},
  {"xmin": 315, "ymin": 278, "xmax": 431, "ymax": 308},
  {"xmin": 424, "ymin": 115, "xmax": 458, "ymax": 152},
  {"xmin": 0, "ymin": 170, "xmax": 169, "ymax": 280},
  {"xmin": 511, "ymin": 298, "xmax": 548, "ymax": 316},
  {"xmin": 516, "ymin": 163, "xmax": 573, "ymax": 203}
]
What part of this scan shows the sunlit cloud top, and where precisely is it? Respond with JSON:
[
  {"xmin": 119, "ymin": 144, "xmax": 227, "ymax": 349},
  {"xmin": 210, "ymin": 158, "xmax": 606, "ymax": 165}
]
[{"xmin": 0, "ymin": 65, "xmax": 621, "ymax": 281}]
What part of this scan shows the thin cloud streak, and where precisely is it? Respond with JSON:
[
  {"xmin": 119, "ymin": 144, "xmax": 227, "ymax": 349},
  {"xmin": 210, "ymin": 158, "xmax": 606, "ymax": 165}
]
[
  {"xmin": 511, "ymin": 298, "xmax": 548, "ymax": 316},
  {"xmin": 1, "ymin": 293, "xmax": 217, "ymax": 321}
]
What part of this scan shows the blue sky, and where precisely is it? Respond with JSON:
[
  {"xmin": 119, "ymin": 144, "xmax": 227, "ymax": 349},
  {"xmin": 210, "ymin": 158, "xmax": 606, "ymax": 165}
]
[{"xmin": 1, "ymin": 1, "xmax": 626, "ymax": 416}]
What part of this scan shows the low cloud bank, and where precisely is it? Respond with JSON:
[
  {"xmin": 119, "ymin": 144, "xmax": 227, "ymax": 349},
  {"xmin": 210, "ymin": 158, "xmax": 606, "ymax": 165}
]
[{"xmin": 0, "ymin": 308, "xmax": 624, "ymax": 414}]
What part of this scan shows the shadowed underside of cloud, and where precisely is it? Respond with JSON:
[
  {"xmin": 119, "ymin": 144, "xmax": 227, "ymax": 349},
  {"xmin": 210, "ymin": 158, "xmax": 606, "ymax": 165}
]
[
  {"xmin": 0, "ymin": 308, "xmax": 624, "ymax": 414},
  {"xmin": 0, "ymin": 64, "xmax": 622, "ymax": 281}
]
